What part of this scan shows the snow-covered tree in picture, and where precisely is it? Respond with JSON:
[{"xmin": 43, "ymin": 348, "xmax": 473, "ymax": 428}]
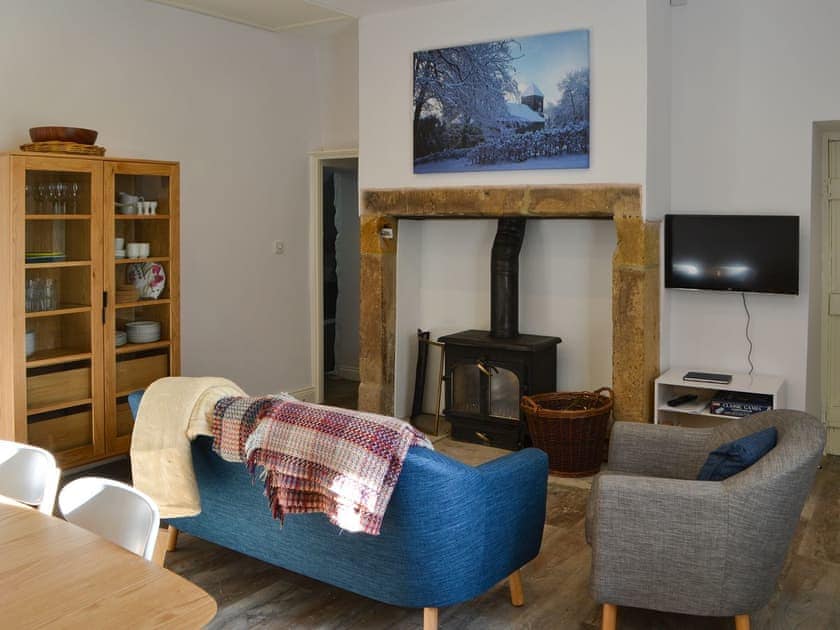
[
  {"xmin": 551, "ymin": 68, "xmax": 590, "ymax": 126},
  {"xmin": 413, "ymin": 41, "xmax": 519, "ymax": 149}
]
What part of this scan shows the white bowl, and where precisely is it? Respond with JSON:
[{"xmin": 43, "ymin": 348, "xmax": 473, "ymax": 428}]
[{"xmin": 115, "ymin": 249, "xmax": 126, "ymax": 259}]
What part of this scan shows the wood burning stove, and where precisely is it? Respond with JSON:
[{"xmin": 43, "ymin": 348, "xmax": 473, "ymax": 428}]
[
  {"xmin": 440, "ymin": 330, "xmax": 560, "ymax": 449},
  {"xmin": 440, "ymin": 218, "xmax": 561, "ymax": 450}
]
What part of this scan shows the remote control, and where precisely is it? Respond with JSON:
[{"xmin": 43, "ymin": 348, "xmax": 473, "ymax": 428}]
[{"xmin": 667, "ymin": 394, "xmax": 698, "ymax": 407}]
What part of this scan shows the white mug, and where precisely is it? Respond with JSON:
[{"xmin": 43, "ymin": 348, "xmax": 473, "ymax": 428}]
[
  {"xmin": 115, "ymin": 237, "xmax": 125, "ymax": 250},
  {"xmin": 25, "ymin": 331, "xmax": 36, "ymax": 357},
  {"xmin": 139, "ymin": 243, "xmax": 151, "ymax": 258},
  {"xmin": 126, "ymin": 243, "xmax": 142, "ymax": 259}
]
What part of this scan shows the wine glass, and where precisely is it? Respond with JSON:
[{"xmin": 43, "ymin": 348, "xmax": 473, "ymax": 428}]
[{"xmin": 70, "ymin": 183, "xmax": 79, "ymax": 214}]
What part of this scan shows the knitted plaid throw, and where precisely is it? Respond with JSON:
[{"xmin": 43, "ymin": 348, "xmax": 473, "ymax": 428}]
[{"xmin": 211, "ymin": 396, "xmax": 432, "ymax": 535}]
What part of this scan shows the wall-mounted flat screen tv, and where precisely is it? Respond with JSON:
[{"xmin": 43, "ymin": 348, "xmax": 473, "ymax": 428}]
[{"xmin": 664, "ymin": 214, "xmax": 799, "ymax": 295}]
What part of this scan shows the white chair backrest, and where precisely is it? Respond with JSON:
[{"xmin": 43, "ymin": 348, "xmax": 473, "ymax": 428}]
[
  {"xmin": 0, "ymin": 440, "xmax": 60, "ymax": 514},
  {"xmin": 58, "ymin": 477, "xmax": 160, "ymax": 561}
]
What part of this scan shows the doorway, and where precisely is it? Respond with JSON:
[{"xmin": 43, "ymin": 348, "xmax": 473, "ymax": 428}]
[{"xmin": 309, "ymin": 150, "xmax": 359, "ymax": 409}]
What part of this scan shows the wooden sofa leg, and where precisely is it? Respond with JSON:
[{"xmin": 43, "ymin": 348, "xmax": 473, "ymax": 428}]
[
  {"xmin": 423, "ymin": 607, "xmax": 438, "ymax": 630},
  {"xmin": 735, "ymin": 615, "xmax": 750, "ymax": 630},
  {"xmin": 166, "ymin": 525, "xmax": 179, "ymax": 552},
  {"xmin": 509, "ymin": 570, "xmax": 525, "ymax": 606},
  {"xmin": 601, "ymin": 603, "xmax": 617, "ymax": 630}
]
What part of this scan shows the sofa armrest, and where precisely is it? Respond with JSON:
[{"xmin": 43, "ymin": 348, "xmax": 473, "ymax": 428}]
[
  {"xmin": 608, "ymin": 422, "xmax": 714, "ymax": 479},
  {"xmin": 476, "ymin": 448, "xmax": 549, "ymax": 576},
  {"xmin": 590, "ymin": 473, "xmax": 729, "ymax": 615}
]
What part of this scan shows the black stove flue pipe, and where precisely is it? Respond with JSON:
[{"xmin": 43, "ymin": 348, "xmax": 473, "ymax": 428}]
[{"xmin": 490, "ymin": 217, "xmax": 527, "ymax": 338}]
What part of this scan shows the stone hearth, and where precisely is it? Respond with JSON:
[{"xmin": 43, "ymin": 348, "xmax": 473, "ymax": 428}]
[{"xmin": 358, "ymin": 184, "xmax": 660, "ymax": 424}]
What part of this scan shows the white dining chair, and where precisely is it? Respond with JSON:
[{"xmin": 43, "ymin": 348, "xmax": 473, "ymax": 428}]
[
  {"xmin": 0, "ymin": 440, "xmax": 60, "ymax": 514},
  {"xmin": 58, "ymin": 477, "xmax": 160, "ymax": 561}
]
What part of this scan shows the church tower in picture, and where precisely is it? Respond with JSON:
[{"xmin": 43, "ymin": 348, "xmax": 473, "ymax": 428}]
[{"xmin": 521, "ymin": 82, "xmax": 544, "ymax": 114}]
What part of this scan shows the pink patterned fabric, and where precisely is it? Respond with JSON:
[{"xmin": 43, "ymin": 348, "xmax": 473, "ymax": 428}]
[{"xmin": 212, "ymin": 397, "xmax": 432, "ymax": 535}]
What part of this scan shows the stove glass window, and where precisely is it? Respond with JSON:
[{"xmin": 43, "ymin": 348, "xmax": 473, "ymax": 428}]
[
  {"xmin": 451, "ymin": 363, "xmax": 481, "ymax": 415},
  {"xmin": 489, "ymin": 366, "xmax": 520, "ymax": 420}
]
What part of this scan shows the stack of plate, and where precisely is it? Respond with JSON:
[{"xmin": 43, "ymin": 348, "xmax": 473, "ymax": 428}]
[
  {"xmin": 25, "ymin": 251, "xmax": 66, "ymax": 263},
  {"xmin": 115, "ymin": 330, "xmax": 128, "ymax": 347},
  {"xmin": 125, "ymin": 321, "xmax": 161, "ymax": 344}
]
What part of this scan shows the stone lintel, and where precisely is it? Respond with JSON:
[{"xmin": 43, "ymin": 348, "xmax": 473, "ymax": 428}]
[{"xmin": 363, "ymin": 184, "xmax": 641, "ymax": 219}]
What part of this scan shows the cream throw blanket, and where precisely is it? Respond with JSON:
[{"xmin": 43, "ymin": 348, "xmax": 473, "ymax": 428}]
[{"xmin": 130, "ymin": 376, "xmax": 245, "ymax": 518}]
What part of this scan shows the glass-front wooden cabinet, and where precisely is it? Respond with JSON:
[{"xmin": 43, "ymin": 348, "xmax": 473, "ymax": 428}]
[{"xmin": 0, "ymin": 153, "xmax": 180, "ymax": 467}]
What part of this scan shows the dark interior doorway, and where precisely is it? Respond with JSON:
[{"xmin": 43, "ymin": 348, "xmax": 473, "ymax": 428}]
[{"xmin": 321, "ymin": 159, "xmax": 359, "ymax": 409}]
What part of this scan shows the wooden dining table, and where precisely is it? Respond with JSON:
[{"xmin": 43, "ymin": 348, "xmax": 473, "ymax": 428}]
[{"xmin": 0, "ymin": 498, "xmax": 217, "ymax": 628}]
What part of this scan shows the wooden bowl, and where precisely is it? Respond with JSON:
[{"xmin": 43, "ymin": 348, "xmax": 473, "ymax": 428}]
[{"xmin": 29, "ymin": 126, "xmax": 98, "ymax": 145}]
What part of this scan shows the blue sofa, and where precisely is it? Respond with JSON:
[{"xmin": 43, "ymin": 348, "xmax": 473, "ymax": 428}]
[{"xmin": 128, "ymin": 392, "xmax": 548, "ymax": 628}]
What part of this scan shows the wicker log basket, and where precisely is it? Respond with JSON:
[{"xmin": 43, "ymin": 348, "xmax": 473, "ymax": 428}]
[{"xmin": 521, "ymin": 387, "xmax": 613, "ymax": 477}]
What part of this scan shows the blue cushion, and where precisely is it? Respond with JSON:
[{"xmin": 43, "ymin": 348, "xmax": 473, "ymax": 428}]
[{"xmin": 697, "ymin": 427, "xmax": 778, "ymax": 481}]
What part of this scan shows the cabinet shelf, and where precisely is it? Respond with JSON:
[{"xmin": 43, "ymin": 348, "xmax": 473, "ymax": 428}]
[
  {"xmin": 26, "ymin": 349, "xmax": 93, "ymax": 368},
  {"xmin": 656, "ymin": 403, "xmax": 740, "ymax": 421},
  {"xmin": 114, "ymin": 257, "xmax": 169, "ymax": 265},
  {"xmin": 25, "ymin": 214, "xmax": 92, "ymax": 220},
  {"xmin": 25, "ymin": 305, "xmax": 91, "ymax": 318},
  {"xmin": 115, "ymin": 299, "xmax": 171, "ymax": 310},
  {"xmin": 115, "ymin": 340, "xmax": 171, "ymax": 355},
  {"xmin": 27, "ymin": 398, "xmax": 94, "ymax": 417},
  {"xmin": 115, "ymin": 215, "xmax": 169, "ymax": 221},
  {"xmin": 25, "ymin": 260, "xmax": 91, "ymax": 270}
]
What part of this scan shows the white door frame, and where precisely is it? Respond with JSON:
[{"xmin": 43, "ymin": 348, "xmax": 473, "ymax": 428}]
[
  {"xmin": 309, "ymin": 148, "xmax": 359, "ymax": 404},
  {"xmin": 821, "ymin": 133, "xmax": 840, "ymax": 454}
]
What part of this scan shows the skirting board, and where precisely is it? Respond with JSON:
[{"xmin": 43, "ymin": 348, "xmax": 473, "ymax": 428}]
[
  {"xmin": 291, "ymin": 387, "xmax": 316, "ymax": 402},
  {"xmin": 333, "ymin": 365, "xmax": 360, "ymax": 382},
  {"xmin": 827, "ymin": 426, "xmax": 840, "ymax": 456}
]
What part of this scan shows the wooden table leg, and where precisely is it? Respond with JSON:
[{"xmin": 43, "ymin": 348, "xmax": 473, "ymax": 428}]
[
  {"xmin": 734, "ymin": 614, "xmax": 750, "ymax": 630},
  {"xmin": 423, "ymin": 607, "xmax": 438, "ymax": 630}
]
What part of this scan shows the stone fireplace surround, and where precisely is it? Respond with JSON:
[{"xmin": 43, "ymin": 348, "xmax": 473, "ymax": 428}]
[{"xmin": 358, "ymin": 184, "xmax": 660, "ymax": 425}]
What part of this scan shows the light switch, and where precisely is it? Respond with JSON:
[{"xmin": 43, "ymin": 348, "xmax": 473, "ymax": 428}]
[{"xmin": 274, "ymin": 240, "xmax": 285, "ymax": 255}]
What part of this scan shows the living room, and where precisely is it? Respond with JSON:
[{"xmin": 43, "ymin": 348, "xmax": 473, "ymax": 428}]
[{"xmin": 0, "ymin": 0, "xmax": 837, "ymax": 628}]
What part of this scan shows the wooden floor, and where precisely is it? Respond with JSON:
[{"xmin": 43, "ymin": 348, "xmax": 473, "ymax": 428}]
[
  {"xmin": 323, "ymin": 376, "xmax": 359, "ymax": 410},
  {"xmin": 156, "ymin": 438, "xmax": 840, "ymax": 630}
]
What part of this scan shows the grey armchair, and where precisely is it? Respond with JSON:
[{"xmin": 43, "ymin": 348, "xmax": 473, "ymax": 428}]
[{"xmin": 586, "ymin": 410, "xmax": 825, "ymax": 630}]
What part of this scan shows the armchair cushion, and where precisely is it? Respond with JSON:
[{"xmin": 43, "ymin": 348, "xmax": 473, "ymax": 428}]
[{"xmin": 697, "ymin": 426, "xmax": 777, "ymax": 481}]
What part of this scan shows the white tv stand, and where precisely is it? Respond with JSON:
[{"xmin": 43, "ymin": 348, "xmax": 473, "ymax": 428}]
[{"xmin": 654, "ymin": 368, "xmax": 785, "ymax": 425}]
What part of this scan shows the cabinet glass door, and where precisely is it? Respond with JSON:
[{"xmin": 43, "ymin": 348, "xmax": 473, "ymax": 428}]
[
  {"xmin": 104, "ymin": 161, "xmax": 179, "ymax": 453},
  {"xmin": 15, "ymin": 156, "xmax": 104, "ymax": 466}
]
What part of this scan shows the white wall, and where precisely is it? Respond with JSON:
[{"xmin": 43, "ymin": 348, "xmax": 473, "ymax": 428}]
[
  {"xmin": 314, "ymin": 21, "xmax": 360, "ymax": 151},
  {"xmin": 333, "ymin": 168, "xmax": 361, "ymax": 378},
  {"xmin": 0, "ymin": 0, "xmax": 355, "ymax": 395},
  {"xmin": 359, "ymin": 0, "xmax": 648, "ymax": 416},
  {"xmin": 667, "ymin": 0, "xmax": 840, "ymax": 412}
]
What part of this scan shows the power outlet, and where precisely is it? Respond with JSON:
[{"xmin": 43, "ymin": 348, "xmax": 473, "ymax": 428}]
[{"xmin": 273, "ymin": 240, "xmax": 285, "ymax": 255}]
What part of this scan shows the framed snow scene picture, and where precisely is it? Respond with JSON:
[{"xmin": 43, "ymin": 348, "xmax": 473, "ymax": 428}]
[{"xmin": 413, "ymin": 29, "xmax": 590, "ymax": 174}]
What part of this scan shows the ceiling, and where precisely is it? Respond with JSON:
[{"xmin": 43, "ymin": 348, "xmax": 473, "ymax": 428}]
[{"xmin": 149, "ymin": 0, "xmax": 454, "ymax": 31}]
